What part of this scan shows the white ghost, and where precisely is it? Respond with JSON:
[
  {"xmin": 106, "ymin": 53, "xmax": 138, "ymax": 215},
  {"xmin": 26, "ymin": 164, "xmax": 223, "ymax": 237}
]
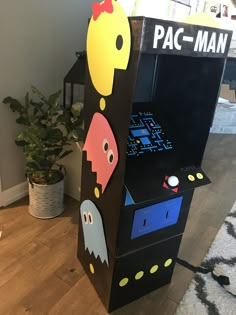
[{"xmin": 80, "ymin": 200, "xmax": 109, "ymax": 266}]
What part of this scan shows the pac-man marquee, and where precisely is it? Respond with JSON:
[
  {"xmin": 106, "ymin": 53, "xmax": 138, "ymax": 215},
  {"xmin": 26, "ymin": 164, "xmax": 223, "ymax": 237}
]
[{"xmin": 77, "ymin": 0, "xmax": 232, "ymax": 312}]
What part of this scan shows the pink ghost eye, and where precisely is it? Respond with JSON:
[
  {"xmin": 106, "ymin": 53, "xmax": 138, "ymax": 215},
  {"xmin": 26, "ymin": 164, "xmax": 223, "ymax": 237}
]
[
  {"xmin": 83, "ymin": 211, "xmax": 88, "ymax": 224},
  {"xmin": 88, "ymin": 212, "xmax": 93, "ymax": 224},
  {"xmin": 103, "ymin": 139, "xmax": 109, "ymax": 153},
  {"xmin": 107, "ymin": 149, "xmax": 114, "ymax": 164}
]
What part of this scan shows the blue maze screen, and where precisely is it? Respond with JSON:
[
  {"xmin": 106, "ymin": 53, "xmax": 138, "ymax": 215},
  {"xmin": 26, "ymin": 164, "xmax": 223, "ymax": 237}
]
[{"xmin": 127, "ymin": 112, "xmax": 173, "ymax": 156}]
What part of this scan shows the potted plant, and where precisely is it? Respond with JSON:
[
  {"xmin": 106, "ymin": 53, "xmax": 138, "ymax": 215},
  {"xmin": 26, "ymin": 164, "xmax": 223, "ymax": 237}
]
[{"xmin": 3, "ymin": 86, "xmax": 84, "ymax": 219}]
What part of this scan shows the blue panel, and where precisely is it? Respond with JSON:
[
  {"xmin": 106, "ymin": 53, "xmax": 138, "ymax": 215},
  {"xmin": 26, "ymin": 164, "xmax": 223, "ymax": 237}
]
[
  {"xmin": 140, "ymin": 137, "xmax": 151, "ymax": 145},
  {"xmin": 131, "ymin": 196, "xmax": 183, "ymax": 239},
  {"xmin": 125, "ymin": 188, "xmax": 135, "ymax": 206},
  {"xmin": 131, "ymin": 128, "xmax": 150, "ymax": 137}
]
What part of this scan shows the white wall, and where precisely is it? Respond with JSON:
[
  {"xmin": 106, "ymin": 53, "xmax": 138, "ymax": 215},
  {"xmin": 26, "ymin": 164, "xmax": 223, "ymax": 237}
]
[
  {"xmin": 0, "ymin": 0, "xmax": 93, "ymax": 194},
  {"xmin": 118, "ymin": 0, "xmax": 206, "ymax": 20},
  {"xmin": 135, "ymin": 0, "xmax": 171, "ymax": 19},
  {"xmin": 117, "ymin": 0, "xmax": 137, "ymax": 16}
]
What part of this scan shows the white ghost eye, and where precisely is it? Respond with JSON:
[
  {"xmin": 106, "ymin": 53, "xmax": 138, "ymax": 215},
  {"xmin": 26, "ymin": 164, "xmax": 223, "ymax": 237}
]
[
  {"xmin": 103, "ymin": 139, "xmax": 109, "ymax": 153},
  {"xmin": 88, "ymin": 212, "xmax": 93, "ymax": 224},
  {"xmin": 83, "ymin": 211, "xmax": 88, "ymax": 224},
  {"xmin": 107, "ymin": 149, "xmax": 114, "ymax": 164}
]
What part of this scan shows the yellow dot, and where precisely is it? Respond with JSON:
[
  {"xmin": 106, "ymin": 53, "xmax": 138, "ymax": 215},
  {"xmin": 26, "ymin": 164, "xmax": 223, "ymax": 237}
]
[
  {"xmin": 136, "ymin": 140, "xmax": 140, "ymax": 144},
  {"xmin": 100, "ymin": 98, "xmax": 106, "ymax": 111},
  {"xmin": 135, "ymin": 271, "xmax": 144, "ymax": 280},
  {"xmin": 94, "ymin": 187, "xmax": 100, "ymax": 198},
  {"xmin": 188, "ymin": 175, "xmax": 195, "ymax": 182},
  {"xmin": 196, "ymin": 172, "xmax": 204, "ymax": 180},
  {"xmin": 164, "ymin": 259, "xmax": 173, "ymax": 268},
  {"xmin": 150, "ymin": 265, "xmax": 159, "ymax": 274},
  {"xmin": 119, "ymin": 278, "xmax": 129, "ymax": 287},
  {"xmin": 89, "ymin": 263, "xmax": 95, "ymax": 274}
]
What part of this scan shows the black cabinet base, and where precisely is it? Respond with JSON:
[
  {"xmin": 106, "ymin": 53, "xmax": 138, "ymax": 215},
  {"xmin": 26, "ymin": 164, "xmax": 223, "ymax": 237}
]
[{"xmin": 78, "ymin": 234, "xmax": 182, "ymax": 312}]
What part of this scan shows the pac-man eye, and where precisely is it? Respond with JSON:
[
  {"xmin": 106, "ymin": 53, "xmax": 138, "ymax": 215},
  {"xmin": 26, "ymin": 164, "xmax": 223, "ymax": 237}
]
[
  {"xmin": 116, "ymin": 35, "xmax": 123, "ymax": 50},
  {"xmin": 103, "ymin": 139, "xmax": 109, "ymax": 153},
  {"xmin": 88, "ymin": 212, "xmax": 93, "ymax": 224},
  {"xmin": 107, "ymin": 149, "xmax": 114, "ymax": 164},
  {"xmin": 83, "ymin": 211, "xmax": 88, "ymax": 224}
]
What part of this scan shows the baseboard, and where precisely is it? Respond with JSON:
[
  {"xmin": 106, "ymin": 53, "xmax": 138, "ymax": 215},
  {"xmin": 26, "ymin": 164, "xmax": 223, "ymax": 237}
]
[{"xmin": 1, "ymin": 181, "xmax": 28, "ymax": 207}]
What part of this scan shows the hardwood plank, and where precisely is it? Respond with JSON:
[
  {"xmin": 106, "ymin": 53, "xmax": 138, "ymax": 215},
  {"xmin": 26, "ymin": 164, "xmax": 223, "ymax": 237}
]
[
  {"xmin": 54, "ymin": 256, "xmax": 85, "ymax": 287},
  {"xmin": 0, "ymin": 230, "xmax": 76, "ymax": 314},
  {"xmin": 5, "ymin": 275, "xmax": 70, "ymax": 315},
  {"xmin": 49, "ymin": 276, "xmax": 107, "ymax": 315}
]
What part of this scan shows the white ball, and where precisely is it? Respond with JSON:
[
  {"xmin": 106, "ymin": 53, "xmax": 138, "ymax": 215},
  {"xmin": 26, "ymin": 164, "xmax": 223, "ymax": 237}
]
[{"xmin": 167, "ymin": 176, "xmax": 179, "ymax": 187}]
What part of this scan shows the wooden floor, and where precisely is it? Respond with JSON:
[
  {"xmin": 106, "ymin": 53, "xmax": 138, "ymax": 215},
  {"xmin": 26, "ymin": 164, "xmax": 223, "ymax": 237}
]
[{"xmin": 1, "ymin": 134, "xmax": 236, "ymax": 315}]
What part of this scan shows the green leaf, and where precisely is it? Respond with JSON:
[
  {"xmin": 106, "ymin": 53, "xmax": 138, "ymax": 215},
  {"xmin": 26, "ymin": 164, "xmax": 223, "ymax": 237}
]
[
  {"xmin": 31, "ymin": 85, "xmax": 47, "ymax": 102},
  {"xmin": 30, "ymin": 100, "xmax": 44, "ymax": 108},
  {"xmin": 33, "ymin": 106, "xmax": 39, "ymax": 116},
  {"xmin": 56, "ymin": 115, "xmax": 65, "ymax": 124},
  {"xmin": 63, "ymin": 110, "xmax": 72, "ymax": 124},
  {"xmin": 16, "ymin": 116, "xmax": 30, "ymax": 126},
  {"xmin": 33, "ymin": 156, "xmax": 51, "ymax": 168},
  {"xmin": 46, "ymin": 128, "xmax": 64, "ymax": 143},
  {"xmin": 48, "ymin": 90, "xmax": 61, "ymax": 107},
  {"xmin": 3, "ymin": 97, "xmax": 24, "ymax": 113},
  {"xmin": 73, "ymin": 116, "xmax": 84, "ymax": 128},
  {"xmin": 25, "ymin": 92, "xmax": 30, "ymax": 110},
  {"xmin": 15, "ymin": 140, "xmax": 27, "ymax": 147},
  {"xmin": 74, "ymin": 127, "xmax": 85, "ymax": 140},
  {"xmin": 47, "ymin": 170, "xmax": 63, "ymax": 184},
  {"xmin": 26, "ymin": 160, "xmax": 41, "ymax": 170},
  {"xmin": 72, "ymin": 106, "xmax": 84, "ymax": 118}
]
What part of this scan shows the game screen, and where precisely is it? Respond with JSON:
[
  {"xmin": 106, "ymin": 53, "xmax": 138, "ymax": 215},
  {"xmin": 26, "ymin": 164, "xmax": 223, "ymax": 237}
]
[{"xmin": 127, "ymin": 112, "xmax": 173, "ymax": 157}]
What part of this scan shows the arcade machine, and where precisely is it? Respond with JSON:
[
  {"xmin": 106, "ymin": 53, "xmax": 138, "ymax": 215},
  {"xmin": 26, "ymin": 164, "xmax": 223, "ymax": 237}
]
[{"xmin": 77, "ymin": 1, "xmax": 232, "ymax": 312}]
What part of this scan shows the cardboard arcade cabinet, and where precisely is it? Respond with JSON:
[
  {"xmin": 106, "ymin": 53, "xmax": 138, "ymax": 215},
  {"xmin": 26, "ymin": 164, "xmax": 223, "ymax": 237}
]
[{"xmin": 77, "ymin": 1, "xmax": 232, "ymax": 312}]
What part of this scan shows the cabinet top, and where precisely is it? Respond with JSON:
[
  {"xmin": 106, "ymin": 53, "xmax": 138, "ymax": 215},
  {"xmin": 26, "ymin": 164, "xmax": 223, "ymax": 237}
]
[{"xmin": 130, "ymin": 16, "xmax": 232, "ymax": 58}]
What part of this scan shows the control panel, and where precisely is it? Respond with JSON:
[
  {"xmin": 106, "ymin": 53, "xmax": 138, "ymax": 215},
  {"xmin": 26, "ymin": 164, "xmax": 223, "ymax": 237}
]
[{"xmin": 125, "ymin": 166, "xmax": 211, "ymax": 205}]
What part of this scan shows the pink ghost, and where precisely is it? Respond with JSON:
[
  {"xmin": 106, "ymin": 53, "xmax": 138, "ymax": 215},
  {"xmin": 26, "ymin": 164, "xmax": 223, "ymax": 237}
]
[{"xmin": 83, "ymin": 112, "xmax": 119, "ymax": 193}]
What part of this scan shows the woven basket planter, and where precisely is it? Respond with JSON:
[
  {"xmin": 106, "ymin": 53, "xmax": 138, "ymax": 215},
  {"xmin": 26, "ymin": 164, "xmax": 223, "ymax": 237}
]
[{"xmin": 28, "ymin": 178, "xmax": 64, "ymax": 219}]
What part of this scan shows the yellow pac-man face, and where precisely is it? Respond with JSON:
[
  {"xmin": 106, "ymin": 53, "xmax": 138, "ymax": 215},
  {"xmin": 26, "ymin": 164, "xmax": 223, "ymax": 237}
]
[{"xmin": 87, "ymin": 0, "xmax": 131, "ymax": 96}]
